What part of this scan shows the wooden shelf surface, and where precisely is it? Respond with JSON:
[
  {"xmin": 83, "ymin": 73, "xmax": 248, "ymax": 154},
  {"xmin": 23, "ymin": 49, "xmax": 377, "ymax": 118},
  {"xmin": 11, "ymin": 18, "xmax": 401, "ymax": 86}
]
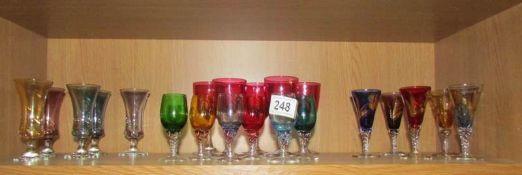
[
  {"xmin": 0, "ymin": 0, "xmax": 521, "ymax": 41},
  {"xmin": 1, "ymin": 153, "xmax": 521, "ymax": 174}
]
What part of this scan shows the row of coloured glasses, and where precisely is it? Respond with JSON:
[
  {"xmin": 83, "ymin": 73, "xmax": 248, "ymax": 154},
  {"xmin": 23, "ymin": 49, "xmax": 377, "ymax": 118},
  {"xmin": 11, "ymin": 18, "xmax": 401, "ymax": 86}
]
[{"xmin": 350, "ymin": 84, "xmax": 482, "ymax": 160}]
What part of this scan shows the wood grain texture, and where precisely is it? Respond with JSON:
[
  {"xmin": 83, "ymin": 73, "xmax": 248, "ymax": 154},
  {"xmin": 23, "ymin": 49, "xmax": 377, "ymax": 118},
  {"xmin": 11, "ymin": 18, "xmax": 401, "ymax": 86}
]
[
  {"xmin": 435, "ymin": 4, "xmax": 522, "ymax": 160},
  {"xmin": 0, "ymin": 18, "xmax": 47, "ymax": 157},
  {"xmin": 47, "ymin": 39, "xmax": 436, "ymax": 155},
  {"xmin": 1, "ymin": 0, "xmax": 520, "ymax": 41},
  {"xmin": 1, "ymin": 153, "xmax": 522, "ymax": 175}
]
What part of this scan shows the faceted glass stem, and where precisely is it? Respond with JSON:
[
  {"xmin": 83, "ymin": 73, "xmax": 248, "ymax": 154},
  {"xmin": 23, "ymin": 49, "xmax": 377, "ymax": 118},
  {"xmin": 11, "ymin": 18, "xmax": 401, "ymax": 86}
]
[
  {"xmin": 439, "ymin": 128, "xmax": 451, "ymax": 156},
  {"xmin": 268, "ymin": 130, "xmax": 298, "ymax": 163},
  {"xmin": 118, "ymin": 138, "xmax": 147, "ymax": 157},
  {"xmin": 244, "ymin": 131, "xmax": 263, "ymax": 160},
  {"xmin": 389, "ymin": 129, "xmax": 399, "ymax": 154},
  {"xmin": 191, "ymin": 129, "xmax": 211, "ymax": 160},
  {"xmin": 408, "ymin": 127, "xmax": 421, "ymax": 157},
  {"xmin": 160, "ymin": 131, "xmax": 184, "ymax": 162},
  {"xmin": 353, "ymin": 129, "xmax": 376, "ymax": 158},
  {"xmin": 221, "ymin": 129, "xmax": 239, "ymax": 161},
  {"xmin": 89, "ymin": 138, "xmax": 101, "ymax": 154},
  {"xmin": 457, "ymin": 127, "xmax": 475, "ymax": 160}
]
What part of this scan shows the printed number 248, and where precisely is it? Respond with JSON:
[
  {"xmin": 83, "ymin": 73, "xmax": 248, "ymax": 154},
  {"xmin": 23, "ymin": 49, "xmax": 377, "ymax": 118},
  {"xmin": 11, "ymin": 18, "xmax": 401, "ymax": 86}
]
[{"xmin": 273, "ymin": 100, "xmax": 291, "ymax": 112}]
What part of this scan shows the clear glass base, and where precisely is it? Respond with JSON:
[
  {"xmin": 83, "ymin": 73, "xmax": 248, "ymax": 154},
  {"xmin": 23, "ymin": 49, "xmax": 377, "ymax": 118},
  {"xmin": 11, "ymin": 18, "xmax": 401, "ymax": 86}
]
[
  {"xmin": 160, "ymin": 155, "xmax": 186, "ymax": 163},
  {"xmin": 429, "ymin": 153, "xmax": 456, "ymax": 160},
  {"xmin": 12, "ymin": 156, "xmax": 40, "ymax": 165},
  {"xmin": 218, "ymin": 155, "xmax": 242, "ymax": 162},
  {"xmin": 456, "ymin": 155, "xmax": 478, "ymax": 161},
  {"xmin": 190, "ymin": 152, "xmax": 213, "ymax": 161},
  {"xmin": 265, "ymin": 149, "xmax": 296, "ymax": 158},
  {"xmin": 382, "ymin": 152, "xmax": 407, "ymax": 158},
  {"xmin": 267, "ymin": 156, "xmax": 299, "ymax": 164},
  {"xmin": 118, "ymin": 151, "xmax": 148, "ymax": 157},
  {"xmin": 352, "ymin": 153, "xmax": 378, "ymax": 158}
]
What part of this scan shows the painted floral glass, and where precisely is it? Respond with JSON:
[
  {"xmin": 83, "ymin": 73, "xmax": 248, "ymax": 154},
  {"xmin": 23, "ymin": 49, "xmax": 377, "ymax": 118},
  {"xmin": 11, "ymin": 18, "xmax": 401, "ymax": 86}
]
[
  {"xmin": 41, "ymin": 87, "xmax": 65, "ymax": 157},
  {"xmin": 448, "ymin": 83, "xmax": 482, "ymax": 161},
  {"xmin": 351, "ymin": 89, "xmax": 381, "ymax": 158},
  {"xmin": 400, "ymin": 86, "xmax": 431, "ymax": 158},
  {"xmin": 160, "ymin": 93, "xmax": 188, "ymax": 162},
  {"xmin": 89, "ymin": 90, "xmax": 111, "ymax": 156},
  {"xmin": 242, "ymin": 82, "xmax": 269, "ymax": 160},
  {"xmin": 295, "ymin": 82, "xmax": 320, "ymax": 160},
  {"xmin": 66, "ymin": 83, "xmax": 100, "ymax": 159},
  {"xmin": 189, "ymin": 81, "xmax": 216, "ymax": 161},
  {"xmin": 380, "ymin": 92, "xmax": 406, "ymax": 157},
  {"xmin": 14, "ymin": 78, "xmax": 53, "ymax": 161},
  {"xmin": 264, "ymin": 75, "xmax": 299, "ymax": 163},
  {"xmin": 213, "ymin": 78, "xmax": 246, "ymax": 162},
  {"xmin": 119, "ymin": 88, "xmax": 150, "ymax": 157},
  {"xmin": 428, "ymin": 89, "xmax": 455, "ymax": 159}
]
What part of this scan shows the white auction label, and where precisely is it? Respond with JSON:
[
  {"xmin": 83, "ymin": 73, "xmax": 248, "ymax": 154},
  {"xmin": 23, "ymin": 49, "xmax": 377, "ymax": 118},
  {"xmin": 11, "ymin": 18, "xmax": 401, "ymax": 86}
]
[{"xmin": 269, "ymin": 95, "xmax": 298, "ymax": 119}]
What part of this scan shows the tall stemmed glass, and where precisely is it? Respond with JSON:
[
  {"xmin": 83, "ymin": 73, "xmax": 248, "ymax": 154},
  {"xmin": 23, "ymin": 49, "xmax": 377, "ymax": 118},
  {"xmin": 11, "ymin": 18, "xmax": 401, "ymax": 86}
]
[
  {"xmin": 380, "ymin": 92, "xmax": 406, "ymax": 158},
  {"xmin": 160, "ymin": 93, "xmax": 188, "ymax": 162},
  {"xmin": 448, "ymin": 83, "xmax": 482, "ymax": 161},
  {"xmin": 89, "ymin": 90, "xmax": 111, "ymax": 157},
  {"xmin": 242, "ymin": 82, "xmax": 269, "ymax": 160},
  {"xmin": 400, "ymin": 86, "xmax": 431, "ymax": 159},
  {"xmin": 213, "ymin": 78, "xmax": 246, "ymax": 162},
  {"xmin": 119, "ymin": 88, "xmax": 150, "ymax": 157},
  {"xmin": 428, "ymin": 89, "xmax": 455, "ymax": 159},
  {"xmin": 41, "ymin": 87, "xmax": 66, "ymax": 157},
  {"xmin": 13, "ymin": 78, "xmax": 53, "ymax": 162},
  {"xmin": 189, "ymin": 81, "xmax": 216, "ymax": 161},
  {"xmin": 264, "ymin": 76, "xmax": 299, "ymax": 164},
  {"xmin": 295, "ymin": 82, "xmax": 321, "ymax": 160},
  {"xmin": 66, "ymin": 83, "xmax": 100, "ymax": 159},
  {"xmin": 351, "ymin": 89, "xmax": 381, "ymax": 158}
]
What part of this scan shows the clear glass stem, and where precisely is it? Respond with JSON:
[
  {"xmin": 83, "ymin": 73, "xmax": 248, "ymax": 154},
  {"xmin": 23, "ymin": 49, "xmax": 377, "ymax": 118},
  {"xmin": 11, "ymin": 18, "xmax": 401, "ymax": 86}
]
[
  {"xmin": 439, "ymin": 128, "xmax": 451, "ymax": 155},
  {"xmin": 359, "ymin": 129, "xmax": 372, "ymax": 155},
  {"xmin": 247, "ymin": 131, "xmax": 260, "ymax": 156},
  {"xmin": 408, "ymin": 127, "xmax": 421, "ymax": 155},
  {"xmin": 76, "ymin": 138, "xmax": 89, "ymax": 155},
  {"xmin": 167, "ymin": 132, "xmax": 181, "ymax": 157},
  {"xmin": 89, "ymin": 138, "xmax": 100, "ymax": 153},
  {"xmin": 22, "ymin": 139, "xmax": 39, "ymax": 158},
  {"xmin": 458, "ymin": 127, "xmax": 473, "ymax": 158},
  {"xmin": 223, "ymin": 129, "xmax": 238, "ymax": 160},
  {"xmin": 276, "ymin": 130, "xmax": 291, "ymax": 158},
  {"xmin": 129, "ymin": 138, "xmax": 139, "ymax": 152},
  {"xmin": 388, "ymin": 129, "xmax": 399, "ymax": 154},
  {"xmin": 297, "ymin": 131, "xmax": 312, "ymax": 155},
  {"xmin": 195, "ymin": 129, "xmax": 209, "ymax": 157}
]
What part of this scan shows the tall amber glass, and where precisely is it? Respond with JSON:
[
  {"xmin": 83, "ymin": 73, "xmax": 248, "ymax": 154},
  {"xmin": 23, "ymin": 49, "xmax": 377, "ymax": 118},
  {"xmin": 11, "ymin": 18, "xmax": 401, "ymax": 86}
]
[
  {"xmin": 41, "ymin": 87, "xmax": 65, "ymax": 157},
  {"xmin": 189, "ymin": 81, "xmax": 216, "ymax": 161},
  {"xmin": 428, "ymin": 89, "xmax": 455, "ymax": 159},
  {"xmin": 14, "ymin": 78, "xmax": 53, "ymax": 161}
]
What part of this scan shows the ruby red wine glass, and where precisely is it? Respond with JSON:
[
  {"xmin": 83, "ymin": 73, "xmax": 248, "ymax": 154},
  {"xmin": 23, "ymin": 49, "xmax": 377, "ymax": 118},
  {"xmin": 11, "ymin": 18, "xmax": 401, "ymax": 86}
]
[
  {"xmin": 400, "ymin": 86, "xmax": 431, "ymax": 159},
  {"xmin": 242, "ymin": 82, "xmax": 269, "ymax": 160}
]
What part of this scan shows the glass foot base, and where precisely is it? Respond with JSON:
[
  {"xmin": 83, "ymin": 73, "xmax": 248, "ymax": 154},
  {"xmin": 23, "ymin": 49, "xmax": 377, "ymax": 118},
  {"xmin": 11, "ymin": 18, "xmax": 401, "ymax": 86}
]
[
  {"xmin": 265, "ymin": 150, "xmax": 296, "ymax": 158},
  {"xmin": 64, "ymin": 152, "xmax": 91, "ymax": 160},
  {"xmin": 267, "ymin": 156, "xmax": 299, "ymax": 164},
  {"xmin": 428, "ymin": 153, "xmax": 456, "ymax": 160},
  {"xmin": 118, "ymin": 151, "xmax": 148, "ymax": 157},
  {"xmin": 160, "ymin": 156, "xmax": 186, "ymax": 163},
  {"xmin": 218, "ymin": 155, "xmax": 242, "ymax": 162},
  {"xmin": 241, "ymin": 152, "xmax": 266, "ymax": 160},
  {"xmin": 353, "ymin": 153, "xmax": 379, "ymax": 158},
  {"xmin": 190, "ymin": 152, "xmax": 213, "ymax": 161},
  {"xmin": 382, "ymin": 152, "xmax": 406, "ymax": 157},
  {"xmin": 456, "ymin": 156, "xmax": 479, "ymax": 161}
]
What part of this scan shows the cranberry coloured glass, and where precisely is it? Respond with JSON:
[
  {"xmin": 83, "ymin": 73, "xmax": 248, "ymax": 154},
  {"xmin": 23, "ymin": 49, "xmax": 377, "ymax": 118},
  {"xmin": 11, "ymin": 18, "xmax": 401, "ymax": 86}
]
[
  {"xmin": 242, "ymin": 82, "xmax": 269, "ymax": 160},
  {"xmin": 41, "ymin": 87, "xmax": 66, "ymax": 157},
  {"xmin": 400, "ymin": 86, "xmax": 431, "ymax": 159},
  {"xmin": 212, "ymin": 78, "xmax": 246, "ymax": 162}
]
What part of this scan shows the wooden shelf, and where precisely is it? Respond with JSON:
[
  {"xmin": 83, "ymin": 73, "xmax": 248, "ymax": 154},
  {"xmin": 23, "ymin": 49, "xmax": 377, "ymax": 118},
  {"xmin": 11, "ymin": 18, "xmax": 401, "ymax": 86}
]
[
  {"xmin": 1, "ymin": 153, "xmax": 522, "ymax": 174},
  {"xmin": 0, "ymin": 0, "xmax": 520, "ymax": 41}
]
